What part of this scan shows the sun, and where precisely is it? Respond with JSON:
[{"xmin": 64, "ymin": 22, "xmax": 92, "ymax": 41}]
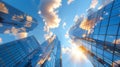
[{"xmin": 70, "ymin": 45, "xmax": 87, "ymax": 62}]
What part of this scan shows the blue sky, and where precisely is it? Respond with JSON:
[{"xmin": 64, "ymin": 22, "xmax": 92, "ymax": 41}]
[{"xmin": 0, "ymin": 0, "xmax": 108, "ymax": 67}]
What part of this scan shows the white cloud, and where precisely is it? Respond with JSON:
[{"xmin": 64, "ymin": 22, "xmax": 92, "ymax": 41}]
[
  {"xmin": 4, "ymin": 27, "xmax": 28, "ymax": 39},
  {"xmin": 73, "ymin": 14, "xmax": 85, "ymax": 23},
  {"xmin": 90, "ymin": 0, "xmax": 98, "ymax": 9},
  {"xmin": 62, "ymin": 47, "xmax": 71, "ymax": 54},
  {"xmin": 40, "ymin": 0, "xmax": 62, "ymax": 32},
  {"xmin": 4, "ymin": 29, "xmax": 10, "ymax": 34},
  {"xmin": 62, "ymin": 38, "xmax": 87, "ymax": 62},
  {"xmin": 79, "ymin": 18, "xmax": 96, "ymax": 34},
  {"xmin": 44, "ymin": 31, "xmax": 53, "ymax": 40},
  {"xmin": 73, "ymin": 15, "xmax": 79, "ymax": 22},
  {"xmin": 17, "ymin": 32, "xmax": 28, "ymax": 39},
  {"xmin": 67, "ymin": 0, "xmax": 74, "ymax": 5},
  {"xmin": 11, "ymin": 27, "xmax": 19, "ymax": 36},
  {"xmin": 26, "ymin": 16, "xmax": 32, "ymax": 22},
  {"xmin": 79, "ymin": 18, "xmax": 96, "ymax": 31},
  {"xmin": 98, "ymin": 0, "xmax": 112, "ymax": 10},
  {"xmin": 12, "ymin": 15, "xmax": 24, "ymax": 21},
  {"xmin": 0, "ymin": 2, "xmax": 8, "ymax": 14},
  {"xmin": 65, "ymin": 31, "xmax": 69, "ymax": 39},
  {"xmin": 113, "ymin": 39, "xmax": 120, "ymax": 45},
  {"xmin": 38, "ymin": 10, "xmax": 41, "ymax": 14},
  {"xmin": 63, "ymin": 22, "xmax": 66, "ymax": 29},
  {"xmin": 0, "ymin": 38, "xmax": 2, "ymax": 43},
  {"xmin": 82, "ymin": 34, "xmax": 87, "ymax": 38}
]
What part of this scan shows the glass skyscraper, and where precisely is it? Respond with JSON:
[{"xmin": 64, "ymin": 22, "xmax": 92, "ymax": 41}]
[
  {"xmin": 41, "ymin": 37, "xmax": 62, "ymax": 67},
  {"xmin": 69, "ymin": 0, "xmax": 120, "ymax": 67},
  {"xmin": 0, "ymin": 35, "xmax": 62, "ymax": 67},
  {"xmin": 37, "ymin": 36, "xmax": 62, "ymax": 67},
  {"xmin": 0, "ymin": 36, "xmax": 40, "ymax": 67},
  {"xmin": 0, "ymin": 0, "xmax": 38, "ymax": 33}
]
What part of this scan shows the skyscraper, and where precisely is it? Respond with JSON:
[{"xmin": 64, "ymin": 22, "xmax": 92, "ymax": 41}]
[
  {"xmin": 69, "ymin": 0, "xmax": 120, "ymax": 67},
  {"xmin": 0, "ymin": 0, "xmax": 38, "ymax": 33},
  {"xmin": 37, "ymin": 35, "xmax": 62, "ymax": 67},
  {"xmin": 0, "ymin": 36, "xmax": 41, "ymax": 67},
  {"xmin": 0, "ymin": 35, "xmax": 62, "ymax": 67}
]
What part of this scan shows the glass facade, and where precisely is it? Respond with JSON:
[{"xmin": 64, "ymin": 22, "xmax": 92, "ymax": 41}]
[
  {"xmin": 0, "ymin": 36, "xmax": 62, "ymax": 67},
  {"xmin": 40, "ymin": 37, "xmax": 62, "ymax": 67},
  {"xmin": 0, "ymin": 36, "xmax": 41, "ymax": 67},
  {"xmin": 0, "ymin": 0, "xmax": 38, "ymax": 33},
  {"xmin": 69, "ymin": 0, "xmax": 120, "ymax": 67}
]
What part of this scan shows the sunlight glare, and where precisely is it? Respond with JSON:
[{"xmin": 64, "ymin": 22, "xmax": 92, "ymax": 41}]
[{"xmin": 70, "ymin": 45, "xmax": 87, "ymax": 62}]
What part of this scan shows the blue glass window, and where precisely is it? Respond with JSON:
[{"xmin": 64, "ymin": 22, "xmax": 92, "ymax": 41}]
[
  {"xmin": 109, "ymin": 16, "xmax": 120, "ymax": 25},
  {"xmin": 99, "ymin": 27, "xmax": 107, "ymax": 34},
  {"xmin": 107, "ymin": 25, "xmax": 119, "ymax": 35},
  {"xmin": 101, "ymin": 19, "xmax": 109, "ymax": 26},
  {"xmin": 111, "ymin": 7, "xmax": 120, "ymax": 16}
]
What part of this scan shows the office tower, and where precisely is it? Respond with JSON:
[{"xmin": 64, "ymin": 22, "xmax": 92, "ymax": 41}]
[
  {"xmin": 69, "ymin": 0, "xmax": 120, "ymax": 67},
  {"xmin": 37, "ymin": 35, "xmax": 62, "ymax": 67},
  {"xmin": 0, "ymin": 0, "xmax": 38, "ymax": 33},
  {"xmin": 0, "ymin": 35, "xmax": 62, "ymax": 67},
  {"xmin": 0, "ymin": 36, "xmax": 41, "ymax": 67}
]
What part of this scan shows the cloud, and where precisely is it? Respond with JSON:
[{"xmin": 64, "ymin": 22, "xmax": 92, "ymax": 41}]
[
  {"xmin": 44, "ymin": 31, "xmax": 53, "ymax": 40},
  {"xmin": 63, "ymin": 22, "xmax": 66, "ymax": 29},
  {"xmin": 12, "ymin": 15, "xmax": 24, "ymax": 21},
  {"xmin": 62, "ymin": 38, "xmax": 87, "ymax": 62},
  {"xmin": 26, "ymin": 16, "xmax": 33, "ymax": 22},
  {"xmin": 12, "ymin": 15, "xmax": 33, "ymax": 28},
  {"xmin": 67, "ymin": 0, "xmax": 74, "ymax": 5},
  {"xmin": 24, "ymin": 16, "xmax": 33, "ymax": 27},
  {"xmin": 4, "ymin": 29, "xmax": 10, "ymax": 34},
  {"xmin": 0, "ymin": 38, "xmax": 2, "ymax": 43},
  {"xmin": 65, "ymin": 31, "xmax": 69, "ymax": 39},
  {"xmin": 90, "ymin": 0, "xmax": 98, "ymax": 9},
  {"xmin": 113, "ymin": 39, "xmax": 120, "ymax": 45},
  {"xmin": 86, "ymin": 0, "xmax": 98, "ymax": 15},
  {"xmin": 40, "ymin": 0, "xmax": 62, "ymax": 31},
  {"xmin": 73, "ymin": 14, "xmax": 85, "ymax": 23},
  {"xmin": 44, "ymin": 31, "xmax": 56, "ymax": 43},
  {"xmin": 98, "ymin": 0, "xmax": 112, "ymax": 10},
  {"xmin": 79, "ymin": 18, "xmax": 96, "ymax": 32},
  {"xmin": 62, "ymin": 47, "xmax": 71, "ymax": 54},
  {"xmin": 44, "ymin": 26, "xmax": 50, "ymax": 33},
  {"xmin": 82, "ymin": 34, "xmax": 87, "ymax": 38},
  {"xmin": 4, "ymin": 27, "xmax": 28, "ymax": 39},
  {"xmin": 11, "ymin": 27, "xmax": 19, "ymax": 36},
  {"xmin": 0, "ymin": 2, "xmax": 8, "ymax": 14},
  {"xmin": 73, "ymin": 15, "xmax": 79, "ymax": 22},
  {"xmin": 38, "ymin": 10, "xmax": 41, "ymax": 14},
  {"xmin": 17, "ymin": 32, "xmax": 28, "ymax": 39},
  {"xmin": 48, "ymin": 34, "xmax": 56, "ymax": 43}
]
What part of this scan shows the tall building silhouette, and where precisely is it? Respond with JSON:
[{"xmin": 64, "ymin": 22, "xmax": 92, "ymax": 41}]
[{"xmin": 69, "ymin": 0, "xmax": 120, "ymax": 67}]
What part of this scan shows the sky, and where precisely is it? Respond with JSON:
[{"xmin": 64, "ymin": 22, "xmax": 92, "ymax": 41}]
[{"xmin": 0, "ymin": 0, "xmax": 112, "ymax": 67}]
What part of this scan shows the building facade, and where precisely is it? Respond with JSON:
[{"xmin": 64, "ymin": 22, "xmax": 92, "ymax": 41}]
[
  {"xmin": 0, "ymin": 0, "xmax": 38, "ymax": 33},
  {"xmin": 0, "ymin": 36, "xmax": 41, "ymax": 67},
  {"xmin": 69, "ymin": 0, "xmax": 120, "ymax": 67},
  {"xmin": 0, "ymin": 35, "xmax": 62, "ymax": 67},
  {"xmin": 37, "ymin": 35, "xmax": 62, "ymax": 67}
]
